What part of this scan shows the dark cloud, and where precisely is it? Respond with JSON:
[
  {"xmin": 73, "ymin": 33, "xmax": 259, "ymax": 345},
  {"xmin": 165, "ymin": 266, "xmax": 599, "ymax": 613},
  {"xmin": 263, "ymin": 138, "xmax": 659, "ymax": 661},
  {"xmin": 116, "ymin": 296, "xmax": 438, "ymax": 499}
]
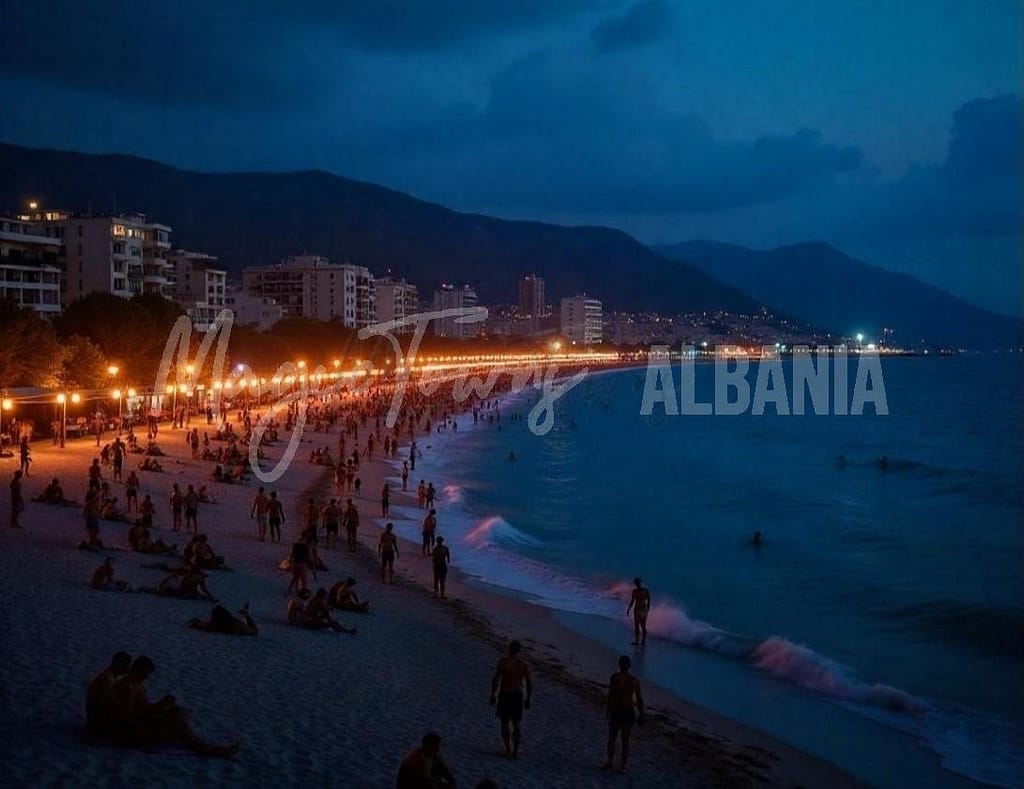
[
  {"xmin": 592, "ymin": 0, "xmax": 673, "ymax": 51},
  {"xmin": 872, "ymin": 95, "xmax": 1022, "ymax": 237}
]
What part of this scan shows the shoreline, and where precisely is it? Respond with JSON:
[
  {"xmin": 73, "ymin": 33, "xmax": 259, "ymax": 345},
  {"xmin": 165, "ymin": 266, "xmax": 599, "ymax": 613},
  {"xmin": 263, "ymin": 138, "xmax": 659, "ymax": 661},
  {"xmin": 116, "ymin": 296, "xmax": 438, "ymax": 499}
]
[{"xmin": 340, "ymin": 394, "xmax": 867, "ymax": 789}]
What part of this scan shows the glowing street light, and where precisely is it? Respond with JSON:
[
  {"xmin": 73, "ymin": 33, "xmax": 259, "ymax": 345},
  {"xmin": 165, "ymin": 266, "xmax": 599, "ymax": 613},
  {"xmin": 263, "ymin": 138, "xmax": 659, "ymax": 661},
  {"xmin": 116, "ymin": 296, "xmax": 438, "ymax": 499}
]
[
  {"xmin": 112, "ymin": 389, "xmax": 123, "ymax": 429},
  {"xmin": 56, "ymin": 392, "xmax": 79, "ymax": 448},
  {"xmin": 0, "ymin": 397, "xmax": 13, "ymax": 450}
]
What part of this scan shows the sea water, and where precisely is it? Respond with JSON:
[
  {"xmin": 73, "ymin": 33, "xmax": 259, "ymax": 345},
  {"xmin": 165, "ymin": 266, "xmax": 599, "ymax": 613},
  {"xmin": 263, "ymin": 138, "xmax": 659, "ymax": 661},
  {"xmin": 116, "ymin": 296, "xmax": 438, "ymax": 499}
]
[{"xmin": 393, "ymin": 355, "xmax": 1022, "ymax": 789}]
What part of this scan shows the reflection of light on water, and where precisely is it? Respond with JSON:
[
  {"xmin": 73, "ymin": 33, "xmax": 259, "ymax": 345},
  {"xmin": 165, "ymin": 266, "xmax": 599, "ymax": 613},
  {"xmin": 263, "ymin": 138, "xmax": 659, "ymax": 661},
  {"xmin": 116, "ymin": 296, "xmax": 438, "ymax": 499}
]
[
  {"xmin": 442, "ymin": 483, "xmax": 463, "ymax": 503},
  {"xmin": 464, "ymin": 516, "xmax": 501, "ymax": 546}
]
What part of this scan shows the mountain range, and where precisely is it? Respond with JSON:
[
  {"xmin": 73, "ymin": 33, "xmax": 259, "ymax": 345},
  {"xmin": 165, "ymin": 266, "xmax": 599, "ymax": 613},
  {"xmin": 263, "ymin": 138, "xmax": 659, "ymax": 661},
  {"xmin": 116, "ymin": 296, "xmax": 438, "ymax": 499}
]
[
  {"xmin": 654, "ymin": 241, "xmax": 1021, "ymax": 349},
  {"xmin": 1, "ymin": 141, "xmax": 1018, "ymax": 348}
]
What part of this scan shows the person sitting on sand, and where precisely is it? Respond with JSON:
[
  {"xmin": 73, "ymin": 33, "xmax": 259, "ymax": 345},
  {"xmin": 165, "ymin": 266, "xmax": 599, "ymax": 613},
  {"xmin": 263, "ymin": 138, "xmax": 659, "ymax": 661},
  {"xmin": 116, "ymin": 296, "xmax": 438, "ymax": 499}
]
[
  {"xmin": 86, "ymin": 651, "xmax": 132, "ymax": 738},
  {"xmin": 128, "ymin": 523, "xmax": 174, "ymax": 555},
  {"xmin": 327, "ymin": 577, "xmax": 369, "ymax": 613},
  {"xmin": 603, "ymin": 655, "xmax": 644, "ymax": 774},
  {"xmin": 140, "ymin": 457, "xmax": 163, "ymax": 472},
  {"xmin": 188, "ymin": 602, "xmax": 257, "ymax": 636},
  {"xmin": 91, "ymin": 557, "xmax": 133, "ymax": 592},
  {"xmin": 396, "ymin": 732, "xmax": 456, "ymax": 789},
  {"xmin": 302, "ymin": 588, "xmax": 355, "ymax": 633},
  {"xmin": 101, "ymin": 496, "xmax": 132, "ymax": 523},
  {"xmin": 153, "ymin": 564, "xmax": 215, "ymax": 601},
  {"xmin": 33, "ymin": 477, "xmax": 78, "ymax": 506},
  {"xmin": 287, "ymin": 588, "xmax": 312, "ymax": 625},
  {"xmin": 185, "ymin": 534, "xmax": 225, "ymax": 570},
  {"xmin": 103, "ymin": 655, "xmax": 239, "ymax": 758}
]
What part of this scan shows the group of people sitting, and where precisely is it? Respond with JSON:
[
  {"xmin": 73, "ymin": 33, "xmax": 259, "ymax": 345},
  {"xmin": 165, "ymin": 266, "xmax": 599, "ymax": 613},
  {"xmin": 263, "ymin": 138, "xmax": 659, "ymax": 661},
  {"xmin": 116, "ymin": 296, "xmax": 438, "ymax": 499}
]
[
  {"xmin": 309, "ymin": 446, "xmax": 335, "ymax": 466},
  {"xmin": 211, "ymin": 464, "xmax": 247, "ymax": 484},
  {"xmin": 85, "ymin": 652, "xmax": 239, "ymax": 757},
  {"xmin": 139, "ymin": 457, "xmax": 164, "ymax": 472}
]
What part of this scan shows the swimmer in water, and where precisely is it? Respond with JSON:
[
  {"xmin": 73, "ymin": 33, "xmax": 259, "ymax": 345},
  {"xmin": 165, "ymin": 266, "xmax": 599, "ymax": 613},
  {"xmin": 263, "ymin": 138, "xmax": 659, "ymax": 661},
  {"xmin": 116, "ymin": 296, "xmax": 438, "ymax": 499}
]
[
  {"xmin": 837, "ymin": 454, "xmax": 847, "ymax": 469},
  {"xmin": 751, "ymin": 531, "xmax": 763, "ymax": 547},
  {"xmin": 508, "ymin": 452, "xmax": 516, "ymax": 461}
]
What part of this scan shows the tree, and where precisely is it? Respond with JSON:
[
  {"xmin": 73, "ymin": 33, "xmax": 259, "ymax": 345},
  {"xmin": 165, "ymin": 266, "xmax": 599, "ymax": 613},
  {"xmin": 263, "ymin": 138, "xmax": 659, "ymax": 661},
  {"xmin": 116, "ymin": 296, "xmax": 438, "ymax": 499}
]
[
  {"xmin": 58, "ymin": 335, "xmax": 108, "ymax": 389},
  {"xmin": 0, "ymin": 299, "xmax": 63, "ymax": 386}
]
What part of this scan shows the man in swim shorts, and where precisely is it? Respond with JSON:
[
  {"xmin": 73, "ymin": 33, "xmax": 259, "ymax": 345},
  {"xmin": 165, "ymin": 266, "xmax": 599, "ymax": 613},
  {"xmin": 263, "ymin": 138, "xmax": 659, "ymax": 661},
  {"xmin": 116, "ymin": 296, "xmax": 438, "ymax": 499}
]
[
  {"xmin": 489, "ymin": 639, "xmax": 533, "ymax": 759},
  {"xmin": 626, "ymin": 577, "xmax": 651, "ymax": 646},
  {"xmin": 603, "ymin": 655, "xmax": 644, "ymax": 774}
]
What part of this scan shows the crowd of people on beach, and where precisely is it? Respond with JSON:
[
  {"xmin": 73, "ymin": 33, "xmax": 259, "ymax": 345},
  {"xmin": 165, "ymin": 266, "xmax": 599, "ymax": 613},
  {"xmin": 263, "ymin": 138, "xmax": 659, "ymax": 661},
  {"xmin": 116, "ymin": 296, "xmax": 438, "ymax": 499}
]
[{"xmin": 6, "ymin": 365, "xmax": 653, "ymax": 785}]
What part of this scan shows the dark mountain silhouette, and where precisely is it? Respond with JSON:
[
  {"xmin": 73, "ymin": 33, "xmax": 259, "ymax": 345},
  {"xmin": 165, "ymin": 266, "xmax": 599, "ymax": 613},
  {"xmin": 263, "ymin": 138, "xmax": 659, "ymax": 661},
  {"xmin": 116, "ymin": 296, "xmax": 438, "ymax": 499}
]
[
  {"xmin": 654, "ymin": 240, "xmax": 1022, "ymax": 349},
  {"xmin": 0, "ymin": 141, "xmax": 757, "ymax": 315}
]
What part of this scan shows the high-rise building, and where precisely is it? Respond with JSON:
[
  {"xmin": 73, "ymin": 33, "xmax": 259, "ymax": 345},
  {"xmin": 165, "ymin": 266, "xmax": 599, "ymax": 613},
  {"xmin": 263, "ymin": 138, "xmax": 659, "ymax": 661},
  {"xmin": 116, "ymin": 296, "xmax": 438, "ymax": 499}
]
[
  {"xmin": 0, "ymin": 214, "xmax": 62, "ymax": 315},
  {"xmin": 167, "ymin": 249, "xmax": 228, "ymax": 331},
  {"xmin": 433, "ymin": 283, "xmax": 480, "ymax": 338},
  {"xmin": 560, "ymin": 295, "xmax": 603, "ymax": 345},
  {"xmin": 374, "ymin": 276, "xmax": 419, "ymax": 331},
  {"xmin": 518, "ymin": 274, "xmax": 546, "ymax": 317},
  {"xmin": 44, "ymin": 212, "xmax": 173, "ymax": 303},
  {"xmin": 242, "ymin": 255, "xmax": 376, "ymax": 328}
]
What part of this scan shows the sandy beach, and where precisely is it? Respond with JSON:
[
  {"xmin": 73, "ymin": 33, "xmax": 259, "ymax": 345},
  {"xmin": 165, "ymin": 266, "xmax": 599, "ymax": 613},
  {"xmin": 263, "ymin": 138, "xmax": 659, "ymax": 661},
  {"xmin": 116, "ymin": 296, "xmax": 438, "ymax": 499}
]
[{"xmin": 0, "ymin": 387, "xmax": 863, "ymax": 789}]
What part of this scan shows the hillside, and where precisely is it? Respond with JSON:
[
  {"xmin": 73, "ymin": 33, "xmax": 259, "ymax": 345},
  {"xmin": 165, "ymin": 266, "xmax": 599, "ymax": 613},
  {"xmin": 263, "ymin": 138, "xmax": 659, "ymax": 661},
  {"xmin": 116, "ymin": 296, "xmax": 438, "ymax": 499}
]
[
  {"xmin": 0, "ymin": 142, "xmax": 757, "ymax": 315},
  {"xmin": 654, "ymin": 240, "xmax": 1022, "ymax": 349}
]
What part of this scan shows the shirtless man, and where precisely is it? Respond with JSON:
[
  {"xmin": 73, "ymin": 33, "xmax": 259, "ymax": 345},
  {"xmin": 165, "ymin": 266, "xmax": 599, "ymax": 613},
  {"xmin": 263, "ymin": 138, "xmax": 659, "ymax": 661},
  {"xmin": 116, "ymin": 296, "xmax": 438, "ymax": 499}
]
[
  {"xmin": 431, "ymin": 537, "xmax": 451, "ymax": 599},
  {"xmin": 303, "ymin": 588, "xmax": 355, "ymax": 633},
  {"xmin": 626, "ymin": 577, "xmax": 651, "ymax": 646},
  {"xmin": 343, "ymin": 498, "xmax": 359, "ymax": 552},
  {"xmin": 183, "ymin": 484, "xmax": 199, "ymax": 533},
  {"xmin": 490, "ymin": 640, "xmax": 533, "ymax": 759},
  {"xmin": 104, "ymin": 655, "xmax": 239, "ymax": 757},
  {"xmin": 189, "ymin": 602, "xmax": 258, "ymax": 636},
  {"xmin": 250, "ymin": 487, "xmax": 269, "ymax": 542},
  {"xmin": 267, "ymin": 491, "xmax": 284, "ymax": 543},
  {"xmin": 603, "ymin": 655, "xmax": 644, "ymax": 774},
  {"xmin": 322, "ymin": 498, "xmax": 341, "ymax": 550},
  {"xmin": 378, "ymin": 522, "xmax": 399, "ymax": 583},
  {"xmin": 396, "ymin": 732, "xmax": 456, "ymax": 789},
  {"xmin": 421, "ymin": 508, "xmax": 437, "ymax": 555},
  {"xmin": 156, "ymin": 564, "xmax": 215, "ymax": 601},
  {"xmin": 86, "ymin": 651, "xmax": 132, "ymax": 738}
]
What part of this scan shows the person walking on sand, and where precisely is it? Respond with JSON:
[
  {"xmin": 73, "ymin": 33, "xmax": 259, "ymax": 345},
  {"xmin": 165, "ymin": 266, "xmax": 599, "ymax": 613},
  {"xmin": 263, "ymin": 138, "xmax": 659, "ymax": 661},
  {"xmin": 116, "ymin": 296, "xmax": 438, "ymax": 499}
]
[
  {"xmin": 19, "ymin": 436, "xmax": 31, "ymax": 477},
  {"xmin": 490, "ymin": 639, "xmax": 533, "ymax": 759},
  {"xmin": 626, "ymin": 577, "xmax": 651, "ymax": 646},
  {"xmin": 183, "ymin": 484, "xmax": 199, "ymax": 533},
  {"xmin": 322, "ymin": 498, "xmax": 341, "ymax": 550},
  {"xmin": 250, "ymin": 487, "xmax": 269, "ymax": 542},
  {"xmin": 396, "ymin": 732, "xmax": 455, "ymax": 789},
  {"xmin": 381, "ymin": 482, "xmax": 390, "ymax": 518},
  {"xmin": 401, "ymin": 461, "xmax": 409, "ymax": 491},
  {"xmin": 343, "ymin": 498, "xmax": 359, "ymax": 552},
  {"xmin": 169, "ymin": 484, "xmax": 183, "ymax": 532},
  {"xmin": 421, "ymin": 508, "xmax": 437, "ymax": 556},
  {"xmin": 378, "ymin": 522, "xmax": 399, "ymax": 583},
  {"xmin": 602, "ymin": 655, "xmax": 644, "ymax": 774},
  {"xmin": 431, "ymin": 537, "xmax": 451, "ymax": 599},
  {"xmin": 9, "ymin": 469, "xmax": 24, "ymax": 528},
  {"xmin": 267, "ymin": 491, "xmax": 284, "ymax": 543}
]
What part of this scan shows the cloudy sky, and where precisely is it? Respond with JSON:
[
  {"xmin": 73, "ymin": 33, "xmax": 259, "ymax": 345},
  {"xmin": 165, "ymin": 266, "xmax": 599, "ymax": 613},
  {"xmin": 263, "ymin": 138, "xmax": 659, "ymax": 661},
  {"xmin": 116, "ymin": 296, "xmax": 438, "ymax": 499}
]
[{"xmin": 1, "ymin": 1, "xmax": 1020, "ymax": 315}]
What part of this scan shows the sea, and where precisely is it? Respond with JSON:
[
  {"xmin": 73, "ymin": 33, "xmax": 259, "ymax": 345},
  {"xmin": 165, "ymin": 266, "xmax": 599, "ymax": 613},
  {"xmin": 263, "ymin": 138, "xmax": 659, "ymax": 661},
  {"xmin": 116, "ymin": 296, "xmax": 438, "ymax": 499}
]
[{"xmin": 388, "ymin": 354, "xmax": 1023, "ymax": 789}]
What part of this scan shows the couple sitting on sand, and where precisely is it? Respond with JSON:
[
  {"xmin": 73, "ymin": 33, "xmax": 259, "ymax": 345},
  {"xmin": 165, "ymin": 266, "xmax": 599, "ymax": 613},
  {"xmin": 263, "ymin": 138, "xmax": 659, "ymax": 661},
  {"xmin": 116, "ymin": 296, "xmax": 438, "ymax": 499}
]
[
  {"xmin": 182, "ymin": 534, "xmax": 225, "ymax": 570},
  {"xmin": 327, "ymin": 577, "xmax": 369, "ymax": 614},
  {"xmin": 86, "ymin": 652, "xmax": 239, "ymax": 758},
  {"xmin": 127, "ymin": 523, "xmax": 175, "ymax": 555},
  {"xmin": 287, "ymin": 588, "xmax": 356, "ymax": 633},
  {"xmin": 32, "ymin": 477, "xmax": 79, "ymax": 507}
]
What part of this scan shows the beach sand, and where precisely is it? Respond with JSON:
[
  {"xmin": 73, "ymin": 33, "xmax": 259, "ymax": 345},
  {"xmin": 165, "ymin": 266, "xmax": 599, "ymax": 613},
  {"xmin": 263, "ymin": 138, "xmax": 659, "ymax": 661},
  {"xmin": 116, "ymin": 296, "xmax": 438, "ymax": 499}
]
[{"xmin": 0, "ymin": 407, "xmax": 863, "ymax": 788}]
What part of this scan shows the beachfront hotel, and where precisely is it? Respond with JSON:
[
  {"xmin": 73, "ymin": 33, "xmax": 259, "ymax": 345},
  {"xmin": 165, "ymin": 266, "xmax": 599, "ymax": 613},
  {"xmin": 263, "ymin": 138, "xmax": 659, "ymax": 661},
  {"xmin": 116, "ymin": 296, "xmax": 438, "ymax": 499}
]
[
  {"xmin": 517, "ymin": 274, "xmax": 547, "ymax": 318},
  {"xmin": 28, "ymin": 211, "xmax": 174, "ymax": 303},
  {"xmin": 0, "ymin": 213, "xmax": 62, "ymax": 315},
  {"xmin": 166, "ymin": 249, "xmax": 228, "ymax": 331},
  {"xmin": 560, "ymin": 294, "xmax": 604, "ymax": 346},
  {"xmin": 374, "ymin": 276, "xmax": 419, "ymax": 332},
  {"xmin": 242, "ymin": 254, "xmax": 377, "ymax": 328},
  {"xmin": 433, "ymin": 283, "xmax": 480, "ymax": 338}
]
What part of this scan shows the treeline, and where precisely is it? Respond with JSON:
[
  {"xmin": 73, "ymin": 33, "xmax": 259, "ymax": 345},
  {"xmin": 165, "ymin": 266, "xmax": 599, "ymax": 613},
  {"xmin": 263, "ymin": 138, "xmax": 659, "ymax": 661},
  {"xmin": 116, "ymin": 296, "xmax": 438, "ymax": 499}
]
[{"xmin": 0, "ymin": 294, "xmax": 557, "ymax": 390}]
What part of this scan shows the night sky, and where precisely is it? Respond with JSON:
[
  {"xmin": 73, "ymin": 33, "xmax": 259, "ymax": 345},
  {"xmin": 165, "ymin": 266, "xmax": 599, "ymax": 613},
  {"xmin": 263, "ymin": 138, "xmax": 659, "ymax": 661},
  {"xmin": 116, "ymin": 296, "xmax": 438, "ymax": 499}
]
[{"xmin": 1, "ymin": 1, "xmax": 1020, "ymax": 315}]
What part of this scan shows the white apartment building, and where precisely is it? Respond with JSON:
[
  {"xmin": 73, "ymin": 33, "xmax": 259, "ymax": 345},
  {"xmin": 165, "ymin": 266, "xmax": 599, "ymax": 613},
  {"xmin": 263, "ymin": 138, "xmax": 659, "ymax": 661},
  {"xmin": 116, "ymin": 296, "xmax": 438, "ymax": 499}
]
[
  {"xmin": 33, "ymin": 211, "xmax": 173, "ymax": 303},
  {"xmin": 0, "ymin": 214, "xmax": 62, "ymax": 315},
  {"xmin": 242, "ymin": 255, "xmax": 376, "ymax": 328},
  {"xmin": 223, "ymin": 283, "xmax": 286, "ymax": 331},
  {"xmin": 560, "ymin": 295, "xmax": 603, "ymax": 345},
  {"xmin": 167, "ymin": 249, "xmax": 228, "ymax": 330},
  {"xmin": 433, "ymin": 283, "xmax": 480, "ymax": 338},
  {"xmin": 374, "ymin": 276, "xmax": 419, "ymax": 331}
]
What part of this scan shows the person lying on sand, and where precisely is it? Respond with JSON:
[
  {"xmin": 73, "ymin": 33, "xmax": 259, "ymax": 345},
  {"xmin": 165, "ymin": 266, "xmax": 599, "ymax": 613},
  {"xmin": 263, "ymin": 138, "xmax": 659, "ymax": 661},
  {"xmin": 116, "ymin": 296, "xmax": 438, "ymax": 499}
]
[
  {"xmin": 33, "ymin": 477, "xmax": 79, "ymax": 507},
  {"xmin": 188, "ymin": 602, "xmax": 257, "ymax": 636},
  {"xmin": 396, "ymin": 732, "xmax": 456, "ymax": 789},
  {"xmin": 327, "ymin": 577, "xmax": 369, "ymax": 613},
  {"xmin": 91, "ymin": 557, "xmax": 133, "ymax": 592},
  {"xmin": 100, "ymin": 655, "xmax": 239, "ymax": 758}
]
